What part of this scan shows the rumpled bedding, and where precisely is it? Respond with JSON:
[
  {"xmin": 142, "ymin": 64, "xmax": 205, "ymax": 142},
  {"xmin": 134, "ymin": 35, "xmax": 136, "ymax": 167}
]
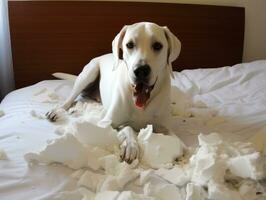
[{"xmin": 1, "ymin": 60, "xmax": 266, "ymax": 200}]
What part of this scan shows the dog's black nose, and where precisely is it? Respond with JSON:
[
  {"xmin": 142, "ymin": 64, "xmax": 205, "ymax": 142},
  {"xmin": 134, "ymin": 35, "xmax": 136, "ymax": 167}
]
[{"xmin": 134, "ymin": 65, "xmax": 151, "ymax": 80}]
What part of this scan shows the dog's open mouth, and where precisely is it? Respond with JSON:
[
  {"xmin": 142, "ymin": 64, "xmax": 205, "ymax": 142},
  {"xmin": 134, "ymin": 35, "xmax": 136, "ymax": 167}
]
[{"xmin": 132, "ymin": 79, "xmax": 157, "ymax": 109}]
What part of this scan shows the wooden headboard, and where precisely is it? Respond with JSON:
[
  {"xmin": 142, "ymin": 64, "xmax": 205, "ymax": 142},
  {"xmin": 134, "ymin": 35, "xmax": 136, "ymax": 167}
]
[{"xmin": 8, "ymin": 1, "xmax": 245, "ymax": 88}]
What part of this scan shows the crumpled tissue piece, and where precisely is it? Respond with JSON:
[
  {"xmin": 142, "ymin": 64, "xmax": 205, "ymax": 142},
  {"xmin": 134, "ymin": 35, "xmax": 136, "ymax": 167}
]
[
  {"xmin": 69, "ymin": 101, "xmax": 105, "ymax": 123},
  {"xmin": 117, "ymin": 191, "xmax": 155, "ymax": 200},
  {"xmin": 0, "ymin": 149, "xmax": 8, "ymax": 160},
  {"xmin": 190, "ymin": 133, "xmax": 265, "ymax": 185},
  {"xmin": 190, "ymin": 152, "xmax": 227, "ymax": 186},
  {"xmin": 83, "ymin": 189, "xmax": 152, "ymax": 200},
  {"xmin": 99, "ymin": 154, "xmax": 139, "ymax": 176},
  {"xmin": 87, "ymin": 147, "xmax": 111, "ymax": 170},
  {"xmin": 73, "ymin": 120, "xmax": 119, "ymax": 152},
  {"xmin": 32, "ymin": 88, "xmax": 61, "ymax": 103},
  {"xmin": 80, "ymin": 190, "xmax": 154, "ymax": 200},
  {"xmin": 155, "ymin": 165, "xmax": 190, "ymax": 186},
  {"xmin": 78, "ymin": 170, "xmax": 107, "ymax": 192},
  {"xmin": 208, "ymin": 180, "xmax": 242, "ymax": 200},
  {"xmin": 95, "ymin": 191, "xmax": 120, "ymax": 200},
  {"xmin": 0, "ymin": 109, "xmax": 5, "ymax": 117},
  {"xmin": 198, "ymin": 132, "xmax": 223, "ymax": 146},
  {"xmin": 136, "ymin": 169, "xmax": 154, "ymax": 186},
  {"xmin": 171, "ymin": 86, "xmax": 193, "ymax": 117},
  {"xmin": 24, "ymin": 133, "xmax": 105, "ymax": 169},
  {"xmin": 186, "ymin": 133, "xmax": 265, "ymax": 200},
  {"xmin": 101, "ymin": 162, "xmax": 139, "ymax": 192},
  {"xmin": 185, "ymin": 183, "xmax": 207, "ymax": 200},
  {"xmin": 99, "ymin": 154, "xmax": 122, "ymax": 175},
  {"xmin": 78, "ymin": 160, "xmax": 139, "ymax": 192},
  {"xmin": 78, "ymin": 187, "xmax": 96, "ymax": 200},
  {"xmin": 144, "ymin": 182, "xmax": 182, "ymax": 200},
  {"xmin": 138, "ymin": 125, "xmax": 184, "ymax": 168},
  {"xmin": 228, "ymin": 152, "xmax": 264, "ymax": 180},
  {"xmin": 171, "ymin": 86, "xmax": 218, "ymax": 121},
  {"xmin": 30, "ymin": 110, "xmax": 45, "ymax": 119}
]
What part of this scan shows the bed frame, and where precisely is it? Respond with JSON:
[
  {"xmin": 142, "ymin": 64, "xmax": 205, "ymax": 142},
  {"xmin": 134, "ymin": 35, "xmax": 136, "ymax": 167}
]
[{"xmin": 8, "ymin": 1, "xmax": 245, "ymax": 88}]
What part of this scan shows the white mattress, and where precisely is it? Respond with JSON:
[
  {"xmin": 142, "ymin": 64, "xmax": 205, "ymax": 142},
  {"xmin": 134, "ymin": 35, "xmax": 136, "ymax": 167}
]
[{"xmin": 1, "ymin": 60, "xmax": 266, "ymax": 200}]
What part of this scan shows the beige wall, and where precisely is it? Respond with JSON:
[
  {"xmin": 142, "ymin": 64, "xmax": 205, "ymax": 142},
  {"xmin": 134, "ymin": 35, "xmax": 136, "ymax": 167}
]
[
  {"xmin": 241, "ymin": 0, "xmax": 266, "ymax": 62},
  {"xmin": 103, "ymin": 0, "xmax": 266, "ymax": 62},
  {"xmin": 10, "ymin": 0, "xmax": 266, "ymax": 62}
]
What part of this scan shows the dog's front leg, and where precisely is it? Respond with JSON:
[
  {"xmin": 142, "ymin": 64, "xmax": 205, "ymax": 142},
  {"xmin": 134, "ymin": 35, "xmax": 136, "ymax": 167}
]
[
  {"xmin": 46, "ymin": 59, "xmax": 100, "ymax": 122},
  {"xmin": 117, "ymin": 126, "xmax": 139, "ymax": 164}
]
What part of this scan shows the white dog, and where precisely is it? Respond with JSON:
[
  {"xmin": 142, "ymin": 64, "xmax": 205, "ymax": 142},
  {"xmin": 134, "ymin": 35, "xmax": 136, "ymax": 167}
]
[{"xmin": 46, "ymin": 22, "xmax": 181, "ymax": 163}]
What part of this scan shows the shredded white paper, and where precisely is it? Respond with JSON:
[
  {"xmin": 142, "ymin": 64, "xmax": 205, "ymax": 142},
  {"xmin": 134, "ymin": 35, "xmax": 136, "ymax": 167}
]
[
  {"xmin": 0, "ymin": 109, "xmax": 5, "ymax": 117},
  {"xmin": 0, "ymin": 149, "xmax": 7, "ymax": 160},
  {"xmin": 24, "ymin": 125, "xmax": 265, "ymax": 200},
  {"xmin": 24, "ymin": 91, "xmax": 266, "ymax": 200}
]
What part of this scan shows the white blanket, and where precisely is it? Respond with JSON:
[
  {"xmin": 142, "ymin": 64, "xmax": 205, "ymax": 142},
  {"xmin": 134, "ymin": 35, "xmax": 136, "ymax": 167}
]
[{"xmin": 1, "ymin": 60, "xmax": 266, "ymax": 200}]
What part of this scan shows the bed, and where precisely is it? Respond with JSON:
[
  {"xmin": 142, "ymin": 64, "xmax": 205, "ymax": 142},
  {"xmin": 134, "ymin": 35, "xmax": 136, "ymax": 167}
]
[{"xmin": 1, "ymin": 1, "xmax": 265, "ymax": 200}]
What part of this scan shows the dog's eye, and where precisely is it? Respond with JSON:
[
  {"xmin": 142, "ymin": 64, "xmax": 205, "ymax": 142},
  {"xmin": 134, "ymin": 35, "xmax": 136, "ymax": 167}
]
[
  {"xmin": 126, "ymin": 41, "xmax": 135, "ymax": 49},
  {"xmin": 152, "ymin": 42, "xmax": 163, "ymax": 51}
]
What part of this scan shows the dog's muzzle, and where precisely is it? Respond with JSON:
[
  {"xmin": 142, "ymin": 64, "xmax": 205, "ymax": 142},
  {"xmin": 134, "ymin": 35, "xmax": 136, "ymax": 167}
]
[{"xmin": 131, "ymin": 64, "xmax": 157, "ymax": 109}]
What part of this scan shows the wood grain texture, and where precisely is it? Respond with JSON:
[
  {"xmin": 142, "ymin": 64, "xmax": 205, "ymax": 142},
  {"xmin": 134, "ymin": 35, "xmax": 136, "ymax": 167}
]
[{"xmin": 8, "ymin": 1, "xmax": 245, "ymax": 88}]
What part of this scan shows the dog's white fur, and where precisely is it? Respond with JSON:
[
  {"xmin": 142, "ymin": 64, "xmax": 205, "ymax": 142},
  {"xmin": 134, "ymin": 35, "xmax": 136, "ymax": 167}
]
[{"xmin": 47, "ymin": 22, "xmax": 181, "ymax": 163}]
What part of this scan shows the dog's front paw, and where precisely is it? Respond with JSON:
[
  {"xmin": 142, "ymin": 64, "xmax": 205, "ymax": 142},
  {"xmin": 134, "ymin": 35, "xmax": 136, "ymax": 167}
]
[
  {"xmin": 45, "ymin": 108, "xmax": 65, "ymax": 122},
  {"xmin": 119, "ymin": 139, "xmax": 139, "ymax": 164}
]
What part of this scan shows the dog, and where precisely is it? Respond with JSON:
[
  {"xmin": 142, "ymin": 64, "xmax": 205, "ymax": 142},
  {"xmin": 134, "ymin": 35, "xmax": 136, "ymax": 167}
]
[{"xmin": 46, "ymin": 22, "xmax": 181, "ymax": 163}]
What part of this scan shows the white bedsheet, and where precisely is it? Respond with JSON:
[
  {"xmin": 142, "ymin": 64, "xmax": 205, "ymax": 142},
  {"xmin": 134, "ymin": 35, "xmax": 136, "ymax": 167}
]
[
  {"xmin": 171, "ymin": 60, "xmax": 266, "ymax": 146},
  {"xmin": 1, "ymin": 60, "xmax": 266, "ymax": 200}
]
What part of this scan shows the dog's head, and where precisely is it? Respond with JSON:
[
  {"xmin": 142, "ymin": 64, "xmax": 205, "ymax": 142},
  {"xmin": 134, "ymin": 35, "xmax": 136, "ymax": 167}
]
[{"xmin": 112, "ymin": 22, "xmax": 181, "ymax": 108}]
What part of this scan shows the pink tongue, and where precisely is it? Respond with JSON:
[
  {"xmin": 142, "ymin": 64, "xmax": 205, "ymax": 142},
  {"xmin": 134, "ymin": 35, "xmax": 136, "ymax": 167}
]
[
  {"xmin": 134, "ymin": 83, "xmax": 149, "ymax": 108},
  {"xmin": 135, "ymin": 96, "xmax": 145, "ymax": 108}
]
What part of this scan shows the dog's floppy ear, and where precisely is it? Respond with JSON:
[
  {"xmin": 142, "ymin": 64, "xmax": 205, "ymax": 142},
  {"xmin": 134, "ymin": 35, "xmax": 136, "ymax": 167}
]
[
  {"xmin": 163, "ymin": 26, "xmax": 181, "ymax": 78},
  {"xmin": 112, "ymin": 25, "xmax": 128, "ymax": 70}
]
